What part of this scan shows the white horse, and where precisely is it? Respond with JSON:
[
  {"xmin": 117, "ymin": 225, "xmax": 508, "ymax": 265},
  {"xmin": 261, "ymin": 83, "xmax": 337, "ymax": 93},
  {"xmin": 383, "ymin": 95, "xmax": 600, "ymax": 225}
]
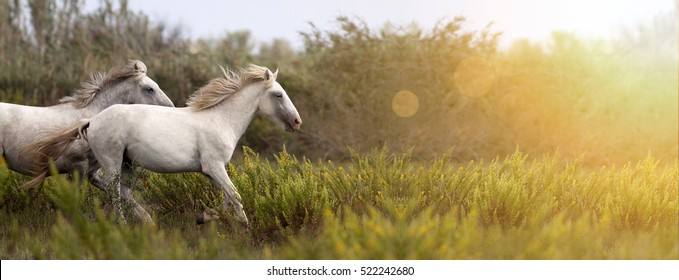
[
  {"xmin": 28, "ymin": 65, "xmax": 301, "ymax": 224},
  {"xmin": 1, "ymin": 60, "xmax": 174, "ymax": 186}
]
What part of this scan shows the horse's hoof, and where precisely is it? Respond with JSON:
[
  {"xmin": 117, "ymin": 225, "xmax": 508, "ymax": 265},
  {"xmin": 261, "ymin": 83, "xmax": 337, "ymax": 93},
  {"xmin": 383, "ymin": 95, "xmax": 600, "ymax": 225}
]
[
  {"xmin": 196, "ymin": 210, "xmax": 220, "ymax": 225},
  {"xmin": 196, "ymin": 214, "xmax": 206, "ymax": 225}
]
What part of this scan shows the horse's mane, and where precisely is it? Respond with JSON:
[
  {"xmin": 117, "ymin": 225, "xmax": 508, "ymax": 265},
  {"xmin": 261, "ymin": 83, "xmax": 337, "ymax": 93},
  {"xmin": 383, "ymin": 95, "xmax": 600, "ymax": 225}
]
[
  {"xmin": 59, "ymin": 60, "xmax": 148, "ymax": 108},
  {"xmin": 186, "ymin": 64, "xmax": 273, "ymax": 111}
]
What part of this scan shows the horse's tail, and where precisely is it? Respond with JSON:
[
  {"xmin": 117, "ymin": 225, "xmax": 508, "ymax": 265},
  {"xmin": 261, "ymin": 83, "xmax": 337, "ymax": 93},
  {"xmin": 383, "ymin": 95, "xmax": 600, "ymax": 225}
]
[{"xmin": 19, "ymin": 119, "xmax": 91, "ymax": 189}]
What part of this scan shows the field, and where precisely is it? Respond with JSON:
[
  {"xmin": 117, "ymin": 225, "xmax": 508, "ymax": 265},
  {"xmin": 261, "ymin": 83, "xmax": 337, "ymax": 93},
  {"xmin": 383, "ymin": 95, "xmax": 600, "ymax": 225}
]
[
  {"xmin": 1, "ymin": 1, "xmax": 677, "ymax": 260},
  {"xmin": 1, "ymin": 149, "xmax": 676, "ymax": 259}
]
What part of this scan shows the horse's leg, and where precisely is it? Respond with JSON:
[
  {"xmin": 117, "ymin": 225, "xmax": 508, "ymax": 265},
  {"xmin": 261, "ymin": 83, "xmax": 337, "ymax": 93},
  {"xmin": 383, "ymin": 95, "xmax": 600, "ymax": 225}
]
[
  {"xmin": 59, "ymin": 141, "xmax": 91, "ymax": 189},
  {"xmin": 201, "ymin": 163, "xmax": 248, "ymax": 225},
  {"xmin": 86, "ymin": 160, "xmax": 109, "ymax": 193},
  {"xmin": 222, "ymin": 173, "xmax": 247, "ymax": 224},
  {"xmin": 93, "ymin": 149, "xmax": 126, "ymax": 224},
  {"xmin": 65, "ymin": 159, "xmax": 88, "ymax": 190},
  {"xmin": 120, "ymin": 163, "xmax": 153, "ymax": 224},
  {"xmin": 84, "ymin": 162, "xmax": 118, "ymax": 218}
]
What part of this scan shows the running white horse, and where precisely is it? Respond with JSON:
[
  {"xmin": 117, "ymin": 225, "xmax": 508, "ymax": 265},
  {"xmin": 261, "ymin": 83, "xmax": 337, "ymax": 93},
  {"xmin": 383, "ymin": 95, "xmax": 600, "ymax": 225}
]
[
  {"xmin": 27, "ymin": 65, "xmax": 301, "ymax": 225},
  {"xmin": 1, "ymin": 60, "xmax": 174, "ymax": 185}
]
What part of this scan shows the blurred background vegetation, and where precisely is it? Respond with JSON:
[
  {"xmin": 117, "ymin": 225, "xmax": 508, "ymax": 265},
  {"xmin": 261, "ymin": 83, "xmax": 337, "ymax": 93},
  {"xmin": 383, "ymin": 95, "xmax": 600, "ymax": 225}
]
[
  {"xmin": 1, "ymin": 0, "xmax": 677, "ymax": 165},
  {"xmin": 1, "ymin": 0, "xmax": 677, "ymax": 260}
]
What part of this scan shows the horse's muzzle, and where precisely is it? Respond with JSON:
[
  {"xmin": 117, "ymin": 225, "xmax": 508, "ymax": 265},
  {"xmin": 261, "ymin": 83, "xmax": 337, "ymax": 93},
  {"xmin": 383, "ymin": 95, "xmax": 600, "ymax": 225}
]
[{"xmin": 286, "ymin": 117, "xmax": 302, "ymax": 132}]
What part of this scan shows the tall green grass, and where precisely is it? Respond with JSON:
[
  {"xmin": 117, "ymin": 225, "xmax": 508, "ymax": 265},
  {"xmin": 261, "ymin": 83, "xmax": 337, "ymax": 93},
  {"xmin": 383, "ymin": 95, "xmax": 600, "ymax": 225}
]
[{"xmin": 1, "ymin": 149, "xmax": 676, "ymax": 259}]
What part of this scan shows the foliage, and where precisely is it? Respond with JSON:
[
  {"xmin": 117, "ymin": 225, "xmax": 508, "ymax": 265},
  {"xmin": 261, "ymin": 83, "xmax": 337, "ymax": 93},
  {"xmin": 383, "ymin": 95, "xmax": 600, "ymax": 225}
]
[
  {"xmin": 1, "ymin": 149, "xmax": 676, "ymax": 259},
  {"xmin": 292, "ymin": 17, "xmax": 501, "ymax": 160},
  {"xmin": 1, "ymin": 1, "xmax": 675, "ymax": 164},
  {"xmin": 0, "ymin": 0, "xmax": 295, "ymax": 105},
  {"xmin": 291, "ymin": 17, "xmax": 677, "ymax": 164},
  {"xmin": 0, "ymin": 0, "xmax": 676, "ymax": 260}
]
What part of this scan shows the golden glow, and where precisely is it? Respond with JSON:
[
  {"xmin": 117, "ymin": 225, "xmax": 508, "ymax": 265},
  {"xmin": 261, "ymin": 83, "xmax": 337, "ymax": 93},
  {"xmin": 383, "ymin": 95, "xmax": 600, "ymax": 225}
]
[
  {"xmin": 454, "ymin": 57, "xmax": 496, "ymax": 97},
  {"xmin": 392, "ymin": 90, "xmax": 419, "ymax": 118}
]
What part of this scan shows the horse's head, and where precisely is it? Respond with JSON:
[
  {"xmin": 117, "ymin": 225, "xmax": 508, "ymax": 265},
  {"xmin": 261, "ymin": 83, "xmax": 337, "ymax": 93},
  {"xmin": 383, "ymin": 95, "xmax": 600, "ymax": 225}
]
[
  {"xmin": 124, "ymin": 61, "xmax": 175, "ymax": 107},
  {"xmin": 258, "ymin": 69, "xmax": 302, "ymax": 132},
  {"xmin": 60, "ymin": 60, "xmax": 175, "ymax": 109}
]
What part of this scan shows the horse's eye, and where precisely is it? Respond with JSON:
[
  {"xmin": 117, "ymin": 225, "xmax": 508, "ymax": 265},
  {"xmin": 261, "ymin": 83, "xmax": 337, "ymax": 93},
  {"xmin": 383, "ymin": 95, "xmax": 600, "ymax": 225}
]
[
  {"xmin": 146, "ymin": 87, "xmax": 154, "ymax": 93},
  {"xmin": 274, "ymin": 92, "xmax": 283, "ymax": 98}
]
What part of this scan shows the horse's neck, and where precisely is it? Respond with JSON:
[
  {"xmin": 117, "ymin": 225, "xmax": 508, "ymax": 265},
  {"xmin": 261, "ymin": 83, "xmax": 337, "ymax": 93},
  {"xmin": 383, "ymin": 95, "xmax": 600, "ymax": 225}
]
[
  {"xmin": 209, "ymin": 85, "xmax": 262, "ymax": 141},
  {"xmin": 50, "ymin": 103, "xmax": 94, "ymax": 119},
  {"xmin": 82, "ymin": 84, "xmax": 129, "ymax": 114}
]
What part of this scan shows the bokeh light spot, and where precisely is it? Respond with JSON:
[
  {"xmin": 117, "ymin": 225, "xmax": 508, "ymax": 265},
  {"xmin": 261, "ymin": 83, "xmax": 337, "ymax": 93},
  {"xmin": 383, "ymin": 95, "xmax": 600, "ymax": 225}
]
[
  {"xmin": 392, "ymin": 90, "xmax": 419, "ymax": 118},
  {"xmin": 454, "ymin": 57, "xmax": 496, "ymax": 97}
]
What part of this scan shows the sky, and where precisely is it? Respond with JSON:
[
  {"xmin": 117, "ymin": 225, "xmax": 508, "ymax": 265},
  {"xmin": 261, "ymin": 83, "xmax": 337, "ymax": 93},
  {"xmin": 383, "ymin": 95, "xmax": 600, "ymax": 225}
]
[{"xmin": 87, "ymin": 0, "xmax": 677, "ymax": 49}]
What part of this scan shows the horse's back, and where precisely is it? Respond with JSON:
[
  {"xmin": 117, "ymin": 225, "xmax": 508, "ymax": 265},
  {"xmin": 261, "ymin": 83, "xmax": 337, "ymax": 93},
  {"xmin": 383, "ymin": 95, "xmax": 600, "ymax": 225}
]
[
  {"xmin": 93, "ymin": 104, "xmax": 195, "ymax": 130},
  {"xmin": 88, "ymin": 104, "xmax": 204, "ymax": 173},
  {"xmin": 0, "ymin": 102, "xmax": 80, "ymax": 173},
  {"xmin": 0, "ymin": 103, "xmax": 39, "ymax": 149},
  {"xmin": 0, "ymin": 103, "xmax": 79, "ymax": 139}
]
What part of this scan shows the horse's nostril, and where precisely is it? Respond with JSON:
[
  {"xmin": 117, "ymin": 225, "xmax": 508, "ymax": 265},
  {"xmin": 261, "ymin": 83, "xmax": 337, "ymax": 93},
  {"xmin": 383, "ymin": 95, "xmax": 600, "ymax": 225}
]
[{"xmin": 294, "ymin": 118, "xmax": 301, "ymax": 125}]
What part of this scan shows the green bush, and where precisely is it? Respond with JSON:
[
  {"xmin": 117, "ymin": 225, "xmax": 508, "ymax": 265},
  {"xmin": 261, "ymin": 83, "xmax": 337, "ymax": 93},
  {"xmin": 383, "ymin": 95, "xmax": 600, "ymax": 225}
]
[{"xmin": 2, "ymin": 1, "xmax": 675, "ymax": 164}]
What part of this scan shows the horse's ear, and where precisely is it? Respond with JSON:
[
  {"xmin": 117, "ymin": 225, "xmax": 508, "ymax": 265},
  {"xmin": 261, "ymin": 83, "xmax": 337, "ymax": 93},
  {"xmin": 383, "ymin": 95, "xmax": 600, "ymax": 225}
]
[
  {"xmin": 133, "ymin": 61, "xmax": 143, "ymax": 71},
  {"xmin": 131, "ymin": 60, "xmax": 146, "ymax": 73},
  {"xmin": 272, "ymin": 69, "xmax": 279, "ymax": 80},
  {"xmin": 265, "ymin": 69, "xmax": 273, "ymax": 81}
]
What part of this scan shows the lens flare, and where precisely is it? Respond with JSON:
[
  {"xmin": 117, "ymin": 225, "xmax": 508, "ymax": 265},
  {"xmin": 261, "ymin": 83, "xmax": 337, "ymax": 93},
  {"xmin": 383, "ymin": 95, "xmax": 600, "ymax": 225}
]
[
  {"xmin": 392, "ymin": 90, "xmax": 419, "ymax": 118},
  {"xmin": 454, "ymin": 57, "xmax": 496, "ymax": 97}
]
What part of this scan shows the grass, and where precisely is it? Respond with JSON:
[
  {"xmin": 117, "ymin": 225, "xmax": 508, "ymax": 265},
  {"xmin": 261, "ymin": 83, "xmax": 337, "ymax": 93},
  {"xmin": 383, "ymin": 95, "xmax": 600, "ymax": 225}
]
[{"xmin": 0, "ymin": 148, "xmax": 676, "ymax": 259}]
